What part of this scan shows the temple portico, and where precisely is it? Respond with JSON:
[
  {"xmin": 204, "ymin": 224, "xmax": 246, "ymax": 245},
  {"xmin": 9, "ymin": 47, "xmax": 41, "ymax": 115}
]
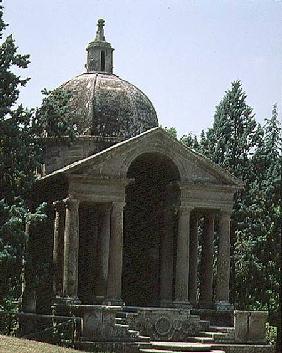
[
  {"xmin": 19, "ymin": 21, "xmax": 273, "ymax": 352},
  {"xmin": 51, "ymin": 171, "xmax": 233, "ymax": 311}
]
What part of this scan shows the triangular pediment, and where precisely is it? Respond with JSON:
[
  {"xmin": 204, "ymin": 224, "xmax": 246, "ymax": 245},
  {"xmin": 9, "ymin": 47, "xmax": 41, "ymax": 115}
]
[{"xmin": 41, "ymin": 127, "xmax": 242, "ymax": 187}]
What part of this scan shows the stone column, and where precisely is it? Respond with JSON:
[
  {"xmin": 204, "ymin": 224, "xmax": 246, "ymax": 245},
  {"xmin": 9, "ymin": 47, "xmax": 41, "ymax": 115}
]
[
  {"xmin": 188, "ymin": 213, "xmax": 198, "ymax": 307},
  {"xmin": 174, "ymin": 205, "xmax": 193, "ymax": 307},
  {"xmin": 95, "ymin": 205, "xmax": 111, "ymax": 302},
  {"xmin": 160, "ymin": 207, "xmax": 174, "ymax": 307},
  {"xmin": 53, "ymin": 200, "xmax": 65, "ymax": 298},
  {"xmin": 63, "ymin": 197, "xmax": 80, "ymax": 302},
  {"xmin": 21, "ymin": 222, "xmax": 37, "ymax": 313},
  {"xmin": 199, "ymin": 211, "xmax": 215, "ymax": 308},
  {"xmin": 215, "ymin": 210, "xmax": 232, "ymax": 310},
  {"xmin": 106, "ymin": 201, "xmax": 125, "ymax": 305}
]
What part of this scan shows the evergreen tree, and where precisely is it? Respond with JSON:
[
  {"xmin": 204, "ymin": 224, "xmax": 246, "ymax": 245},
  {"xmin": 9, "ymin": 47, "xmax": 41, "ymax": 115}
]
[
  {"xmin": 164, "ymin": 126, "xmax": 178, "ymax": 139},
  {"xmin": 0, "ymin": 0, "xmax": 40, "ymax": 304},
  {"xmin": 234, "ymin": 104, "xmax": 281, "ymax": 311},
  {"xmin": 0, "ymin": 2, "xmax": 75, "ymax": 306},
  {"xmin": 34, "ymin": 88, "xmax": 77, "ymax": 140},
  {"xmin": 203, "ymin": 80, "xmax": 262, "ymax": 179},
  {"xmin": 180, "ymin": 132, "xmax": 199, "ymax": 150},
  {"xmin": 198, "ymin": 81, "xmax": 263, "ymax": 305}
]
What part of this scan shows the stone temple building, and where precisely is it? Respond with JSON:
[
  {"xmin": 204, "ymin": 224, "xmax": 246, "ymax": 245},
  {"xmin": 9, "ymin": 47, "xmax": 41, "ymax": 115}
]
[{"xmin": 21, "ymin": 19, "xmax": 274, "ymax": 353}]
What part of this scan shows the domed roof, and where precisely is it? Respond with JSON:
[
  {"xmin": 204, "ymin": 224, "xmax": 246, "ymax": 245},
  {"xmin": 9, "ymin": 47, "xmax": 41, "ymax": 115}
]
[
  {"xmin": 62, "ymin": 72, "xmax": 158, "ymax": 138},
  {"xmin": 60, "ymin": 19, "xmax": 158, "ymax": 139}
]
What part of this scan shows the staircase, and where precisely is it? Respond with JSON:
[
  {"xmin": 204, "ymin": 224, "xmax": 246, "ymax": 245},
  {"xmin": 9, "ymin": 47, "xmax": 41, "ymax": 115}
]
[
  {"xmin": 77, "ymin": 307, "xmax": 274, "ymax": 353},
  {"xmin": 114, "ymin": 308, "xmax": 231, "ymax": 353},
  {"xmin": 188, "ymin": 326, "xmax": 235, "ymax": 344},
  {"xmin": 115, "ymin": 310, "xmax": 151, "ymax": 343}
]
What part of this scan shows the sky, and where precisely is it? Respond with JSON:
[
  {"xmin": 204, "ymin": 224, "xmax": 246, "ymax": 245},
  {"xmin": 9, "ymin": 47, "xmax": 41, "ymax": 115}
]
[{"xmin": 4, "ymin": 0, "xmax": 282, "ymax": 137}]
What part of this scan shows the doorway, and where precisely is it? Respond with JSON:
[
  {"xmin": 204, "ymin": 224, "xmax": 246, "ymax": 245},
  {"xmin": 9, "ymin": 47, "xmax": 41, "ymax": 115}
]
[{"xmin": 122, "ymin": 153, "xmax": 180, "ymax": 307}]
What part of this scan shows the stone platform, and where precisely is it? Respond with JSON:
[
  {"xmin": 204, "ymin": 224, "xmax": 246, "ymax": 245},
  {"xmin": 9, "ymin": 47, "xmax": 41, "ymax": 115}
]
[{"xmin": 19, "ymin": 305, "xmax": 275, "ymax": 353}]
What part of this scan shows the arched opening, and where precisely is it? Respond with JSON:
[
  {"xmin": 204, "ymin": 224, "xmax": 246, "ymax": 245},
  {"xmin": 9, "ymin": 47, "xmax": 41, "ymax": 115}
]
[
  {"xmin": 122, "ymin": 153, "xmax": 180, "ymax": 307},
  {"xmin": 100, "ymin": 50, "xmax": 105, "ymax": 71}
]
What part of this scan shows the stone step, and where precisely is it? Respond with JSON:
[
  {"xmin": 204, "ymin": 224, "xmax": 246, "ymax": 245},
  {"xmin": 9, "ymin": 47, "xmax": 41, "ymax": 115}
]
[
  {"xmin": 199, "ymin": 320, "xmax": 210, "ymax": 331},
  {"xmin": 209, "ymin": 326, "xmax": 234, "ymax": 333},
  {"xmin": 198, "ymin": 332, "xmax": 234, "ymax": 344},
  {"xmin": 116, "ymin": 317, "xmax": 128, "ymax": 325},
  {"xmin": 210, "ymin": 343, "xmax": 275, "ymax": 353},
  {"xmin": 140, "ymin": 349, "xmax": 213, "ymax": 353},
  {"xmin": 136, "ymin": 341, "xmax": 152, "ymax": 349},
  {"xmin": 76, "ymin": 341, "xmax": 138, "ymax": 352},
  {"xmin": 129, "ymin": 329, "xmax": 141, "ymax": 336},
  {"xmin": 138, "ymin": 335, "xmax": 151, "ymax": 342},
  {"xmin": 188, "ymin": 337, "xmax": 214, "ymax": 344},
  {"xmin": 116, "ymin": 311, "xmax": 138, "ymax": 319},
  {"xmin": 140, "ymin": 349, "xmax": 225, "ymax": 353},
  {"xmin": 149, "ymin": 342, "xmax": 212, "ymax": 352},
  {"xmin": 198, "ymin": 332, "xmax": 228, "ymax": 339},
  {"xmin": 115, "ymin": 323, "xmax": 130, "ymax": 329}
]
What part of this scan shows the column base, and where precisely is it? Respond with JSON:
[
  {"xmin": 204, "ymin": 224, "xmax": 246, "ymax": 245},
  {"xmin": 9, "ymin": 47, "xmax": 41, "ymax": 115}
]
[
  {"xmin": 214, "ymin": 301, "xmax": 234, "ymax": 311},
  {"xmin": 199, "ymin": 301, "xmax": 214, "ymax": 309},
  {"xmin": 103, "ymin": 298, "xmax": 124, "ymax": 306},
  {"xmin": 94, "ymin": 295, "xmax": 105, "ymax": 304},
  {"xmin": 51, "ymin": 296, "xmax": 81, "ymax": 316},
  {"xmin": 160, "ymin": 299, "xmax": 174, "ymax": 308},
  {"xmin": 173, "ymin": 300, "xmax": 192, "ymax": 309},
  {"xmin": 53, "ymin": 296, "xmax": 81, "ymax": 306}
]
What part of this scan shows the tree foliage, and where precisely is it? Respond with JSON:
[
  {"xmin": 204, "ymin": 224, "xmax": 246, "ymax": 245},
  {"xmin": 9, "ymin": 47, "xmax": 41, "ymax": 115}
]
[
  {"xmin": 0, "ymin": 2, "xmax": 74, "ymax": 306},
  {"xmin": 0, "ymin": 1, "xmax": 39, "ymax": 304},
  {"xmin": 234, "ymin": 105, "xmax": 281, "ymax": 311},
  {"xmin": 180, "ymin": 81, "xmax": 281, "ymax": 314},
  {"xmin": 34, "ymin": 88, "xmax": 77, "ymax": 140}
]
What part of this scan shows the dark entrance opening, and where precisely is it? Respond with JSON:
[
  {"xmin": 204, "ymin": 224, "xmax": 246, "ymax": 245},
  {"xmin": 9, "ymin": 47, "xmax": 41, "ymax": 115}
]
[{"xmin": 122, "ymin": 153, "xmax": 180, "ymax": 307}]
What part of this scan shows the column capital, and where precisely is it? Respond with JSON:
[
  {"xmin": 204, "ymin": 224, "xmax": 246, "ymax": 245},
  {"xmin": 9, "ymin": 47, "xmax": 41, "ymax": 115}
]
[
  {"xmin": 112, "ymin": 201, "xmax": 126, "ymax": 211},
  {"xmin": 178, "ymin": 204, "xmax": 194, "ymax": 214},
  {"xmin": 219, "ymin": 209, "xmax": 232, "ymax": 218},
  {"xmin": 53, "ymin": 200, "xmax": 65, "ymax": 211},
  {"xmin": 63, "ymin": 197, "xmax": 79, "ymax": 211}
]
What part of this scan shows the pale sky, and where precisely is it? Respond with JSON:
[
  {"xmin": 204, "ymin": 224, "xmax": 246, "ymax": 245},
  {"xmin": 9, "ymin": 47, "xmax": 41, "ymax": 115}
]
[{"xmin": 4, "ymin": 0, "xmax": 282, "ymax": 137}]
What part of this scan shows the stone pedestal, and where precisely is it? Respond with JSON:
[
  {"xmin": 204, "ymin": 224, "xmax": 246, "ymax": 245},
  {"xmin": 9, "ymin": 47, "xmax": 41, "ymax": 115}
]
[
  {"xmin": 174, "ymin": 205, "xmax": 192, "ymax": 308},
  {"xmin": 215, "ymin": 210, "xmax": 231, "ymax": 309},
  {"xmin": 106, "ymin": 201, "xmax": 125, "ymax": 305},
  {"xmin": 199, "ymin": 212, "xmax": 215, "ymax": 308},
  {"xmin": 160, "ymin": 207, "xmax": 174, "ymax": 307},
  {"xmin": 188, "ymin": 214, "xmax": 198, "ymax": 307},
  {"xmin": 234, "ymin": 310, "xmax": 268, "ymax": 343},
  {"xmin": 63, "ymin": 197, "xmax": 80, "ymax": 303}
]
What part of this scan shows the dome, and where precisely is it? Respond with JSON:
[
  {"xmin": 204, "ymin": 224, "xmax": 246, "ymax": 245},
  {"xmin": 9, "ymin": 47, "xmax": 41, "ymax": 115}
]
[
  {"xmin": 60, "ymin": 19, "xmax": 158, "ymax": 139},
  {"xmin": 61, "ymin": 72, "xmax": 158, "ymax": 138}
]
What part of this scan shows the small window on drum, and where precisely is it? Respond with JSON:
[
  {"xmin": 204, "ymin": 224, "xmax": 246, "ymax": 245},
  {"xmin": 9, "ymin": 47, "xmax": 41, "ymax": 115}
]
[{"xmin": 101, "ymin": 50, "xmax": 105, "ymax": 71}]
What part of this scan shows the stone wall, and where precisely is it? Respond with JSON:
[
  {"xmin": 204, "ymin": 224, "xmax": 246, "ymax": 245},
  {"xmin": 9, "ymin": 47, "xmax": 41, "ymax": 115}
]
[{"xmin": 43, "ymin": 136, "xmax": 122, "ymax": 175}]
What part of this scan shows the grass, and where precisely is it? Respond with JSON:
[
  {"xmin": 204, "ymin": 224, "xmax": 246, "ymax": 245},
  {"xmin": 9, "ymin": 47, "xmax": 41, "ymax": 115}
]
[{"xmin": 0, "ymin": 335, "xmax": 87, "ymax": 353}]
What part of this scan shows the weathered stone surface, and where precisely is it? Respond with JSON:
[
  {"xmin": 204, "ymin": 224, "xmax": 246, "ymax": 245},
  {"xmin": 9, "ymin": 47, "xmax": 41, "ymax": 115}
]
[
  {"xmin": 125, "ymin": 307, "xmax": 201, "ymax": 341},
  {"xmin": 61, "ymin": 73, "xmax": 158, "ymax": 138},
  {"xmin": 215, "ymin": 210, "xmax": 232, "ymax": 306},
  {"xmin": 211, "ymin": 343, "xmax": 275, "ymax": 353},
  {"xmin": 248, "ymin": 311, "xmax": 268, "ymax": 343},
  {"xmin": 234, "ymin": 310, "xmax": 268, "ymax": 344},
  {"xmin": 199, "ymin": 212, "xmax": 215, "ymax": 308},
  {"xmin": 77, "ymin": 305, "xmax": 138, "ymax": 342},
  {"xmin": 63, "ymin": 197, "xmax": 80, "ymax": 301}
]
